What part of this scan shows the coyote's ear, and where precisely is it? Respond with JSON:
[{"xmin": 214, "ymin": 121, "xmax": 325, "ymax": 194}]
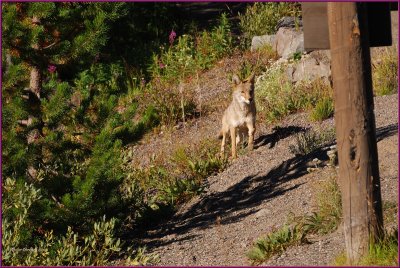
[
  {"xmin": 232, "ymin": 74, "xmax": 241, "ymax": 85},
  {"xmin": 248, "ymin": 73, "xmax": 255, "ymax": 84}
]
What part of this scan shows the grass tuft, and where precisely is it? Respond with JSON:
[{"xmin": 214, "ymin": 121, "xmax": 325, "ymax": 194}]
[
  {"xmin": 304, "ymin": 175, "xmax": 342, "ymax": 235},
  {"xmin": 372, "ymin": 47, "xmax": 398, "ymax": 96},
  {"xmin": 310, "ymin": 97, "xmax": 334, "ymax": 121},
  {"xmin": 289, "ymin": 128, "xmax": 336, "ymax": 156},
  {"xmin": 334, "ymin": 229, "xmax": 398, "ymax": 266}
]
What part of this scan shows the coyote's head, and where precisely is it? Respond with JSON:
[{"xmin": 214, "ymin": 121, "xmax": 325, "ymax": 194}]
[{"xmin": 232, "ymin": 74, "xmax": 256, "ymax": 105}]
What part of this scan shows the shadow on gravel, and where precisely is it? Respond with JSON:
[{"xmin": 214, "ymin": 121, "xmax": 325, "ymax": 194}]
[
  {"xmin": 142, "ymin": 123, "xmax": 397, "ymax": 249},
  {"xmin": 255, "ymin": 126, "xmax": 307, "ymax": 149},
  {"xmin": 144, "ymin": 150, "xmax": 329, "ymax": 249},
  {"xmin": 376, "ymin": 123, "xmax": 398, "ymax": 142}
]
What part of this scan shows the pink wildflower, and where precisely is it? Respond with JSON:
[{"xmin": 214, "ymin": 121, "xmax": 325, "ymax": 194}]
[
  {"xmin": 169, "ymin": 30, "xmax": 177, "ymax": 45},
  {"xmin": 48, "ymin": 65, "xmax": 56, "ymax": 73}
]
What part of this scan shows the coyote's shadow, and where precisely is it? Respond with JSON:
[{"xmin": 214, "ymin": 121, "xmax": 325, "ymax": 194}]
[{"xmin": 255, "ymin": 125, "xmax": 307, "ymax": 149}]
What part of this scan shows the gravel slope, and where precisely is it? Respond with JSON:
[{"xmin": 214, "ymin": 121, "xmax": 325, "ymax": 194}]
[{"xmin": 137, "ymin": 93, "xmax": 397, "ymax": 266}]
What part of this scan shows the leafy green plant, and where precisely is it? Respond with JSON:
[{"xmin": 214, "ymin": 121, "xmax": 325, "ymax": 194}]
[
  {"xmin": 188, "ymin": 153, "xmax": 226, "ymax": 180},
  {"xmin": 159, "ymin": 178, "xmax": 205, "ymax": 206},
  {"xmin": 247, "ymin": 224, "xmax": 306, "ymax": 264},
  {"xmin": 159, "ymin": 139, "xmax": 228, "ymax": 205},
  {"xmin": 372, "ymin": 47, "xmax": 398, "ymax": 96},
  {"xmin": 239, "ymin": 2, "xmax": 301, "ymax": 48},
  {"xmin": 121, "ymin": 139, "xmax": 227, "ymax": 214},
  {"xmin": 292, "ymin": 51, "xmax": 302, "ymax": 61},
  {"xmin": 171, "ymin": 139, "xmax": 228, "ymax": 179},
  {"xmin": 2, "ymin": 178, "xmax": 158, "ymax": 266},
  {"xmin": 255, "ymin": 63, "xmax": 293, "ymax": 121},
  {"xmin": 2, "ymin": 178, "xmax": 42, "ymax": 256},
  {"xmin": 128, "ymin": 246, "xmax": 160, "ymax": 266},
  {"xmin": 143, "ymin": 82, "xmax": 197, "ymax": 126},
  {"xmin": 310, "ymin": 97, "xmax": 334, "ymax": 121}
]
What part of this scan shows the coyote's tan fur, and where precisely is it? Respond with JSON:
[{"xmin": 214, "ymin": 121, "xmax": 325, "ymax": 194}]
[{"xmin": 219, "ymin": 74, "xmax": 256, "ymax": 159}]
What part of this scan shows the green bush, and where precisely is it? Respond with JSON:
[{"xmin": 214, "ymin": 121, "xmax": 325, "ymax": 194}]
[
  {"xmin": 143, "ymin": 81, "xmax": 197, "ymax": 126},
  {"xmin": 196, "ymin": 13, "xmax": 232, "ymax": 68},
  {"xmin": 256, "ymin": 64, "xmax": 310, "ymax": 122},
  {"xmin": 158, "ymin": 178, "xmax": 205, "ymax": 206},
  {"xmin": 2, "ymin": 178, "xmax": 158, "ymax": 266},
  {"xmin": 239, "ymin": 2, "xmax": 301, "ymax": 48},
  {"xmin": 256, "ymin": 63, "xmax": 333, "ymax": 123},
  {"xmin": 255, "ymin": 63, "xmax": 294, "ymax": 121},
  {"xmin": 149, "ymin": 13, "xmax": 232, "ymax": 83}
]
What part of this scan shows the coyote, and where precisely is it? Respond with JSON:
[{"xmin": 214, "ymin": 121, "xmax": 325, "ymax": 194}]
[{"xmin": 219, "ymin": 74, "xmax": 256, "ymax": 159}]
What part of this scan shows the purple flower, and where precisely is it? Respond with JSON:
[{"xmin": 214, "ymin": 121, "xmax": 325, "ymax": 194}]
[
  {"xmin": 159, "ymin": 62, "xmax": 165, "ymax": 69},
  {"xmin": 48, "ymin": 65, "xmax": 56, "ymax": 73},
  {"xmin": 169, "ymin": 30, "xmax": 177, "ymax": 45}
]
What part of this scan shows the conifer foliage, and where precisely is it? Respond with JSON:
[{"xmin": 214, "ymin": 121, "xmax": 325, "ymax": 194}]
[
  {"xmin": 2, "ymin": 2, "xmax": 141, "ymax": 233},
  {"xmin": 2, "ymin": 2, "xmax": 233, "ymax": 265}
]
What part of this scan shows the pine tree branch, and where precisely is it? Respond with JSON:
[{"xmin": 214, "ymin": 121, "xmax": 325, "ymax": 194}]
[
  {"xmin": 42, "ymin": 25, "xmax": 82, "ymax": 51},
  {"xmin": 18, "ymin": 117, "xmax": 33, "ymax": 126},
  {"xmin": 42, "ymin": 40, "xmax": 60, "ymax": 50}
]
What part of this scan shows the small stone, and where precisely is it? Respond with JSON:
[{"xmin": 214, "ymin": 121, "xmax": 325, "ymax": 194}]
[{"xmin": 255, "ymin": 208, "xmax": 270, "ymax": 218}]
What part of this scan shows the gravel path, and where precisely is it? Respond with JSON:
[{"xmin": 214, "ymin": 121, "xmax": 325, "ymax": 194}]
[{"xmin": 137, "ymin": 92, "xmax": 397, "ymax": 266}]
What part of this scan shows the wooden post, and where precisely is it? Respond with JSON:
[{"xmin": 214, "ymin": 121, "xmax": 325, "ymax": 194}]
[{"xmin": 327, "ymin": 2, "xmax": 384, "ymax": 264}]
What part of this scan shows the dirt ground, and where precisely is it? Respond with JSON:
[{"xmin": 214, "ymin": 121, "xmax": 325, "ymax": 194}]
[
  {"xmin": 130, "ymin": 52, "xmax": 398, "ymax": 265},
  {"xmin": 127, "ymin": 7, "xmax": 399, "ymax": 266}
]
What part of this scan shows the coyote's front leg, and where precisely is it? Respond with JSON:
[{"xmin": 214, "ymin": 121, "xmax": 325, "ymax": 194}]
[
  {"xmin": 247, "ymin": 124, "xmax": 255, "ymax": 151},
  {"xmin": 230, "ymin": 127, "xmax": 237, "ymax": 159}
]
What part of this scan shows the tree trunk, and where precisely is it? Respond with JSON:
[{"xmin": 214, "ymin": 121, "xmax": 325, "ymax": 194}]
[
  {"xmin": 5, "ymin": 52, "xmax": 12, "ymax": 74},
  {"xmin": 29, "ymin": 65, "xmax": 42, "ymax": 99},
  {"xmin": 26, "ymin": 15, "xmax": 43, "ymax": 180},
  {"xmin": 327, "ymin": 2, "xmax": 384, "ymax": 264}
]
